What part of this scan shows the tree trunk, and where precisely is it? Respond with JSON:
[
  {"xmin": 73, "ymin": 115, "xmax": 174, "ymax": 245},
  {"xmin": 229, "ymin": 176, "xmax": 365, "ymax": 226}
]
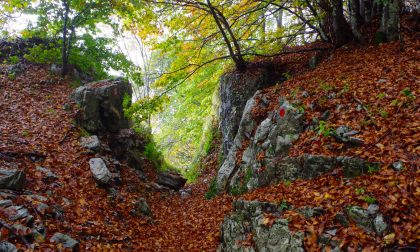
[
  {"xmin": 349, "ymin": 0, "xmax": 364, "ymax": 41},
  {"xmin": 61, "ymin": 0, "xmax": 70, "ymax": 77},
  {"xmin": 380, "ymin": 0, "xmax": 400, "ymax": 41},
  {"xmin": 207, "ymin": 0, "xmax": 246, "ymax": 71},
  {"xmin": 332, "ymin": 0, "xmax": 353, "ymax": 46},
  {"xmin": 276, "ymin": 9, "xmax": 283, "ymax": 30}
]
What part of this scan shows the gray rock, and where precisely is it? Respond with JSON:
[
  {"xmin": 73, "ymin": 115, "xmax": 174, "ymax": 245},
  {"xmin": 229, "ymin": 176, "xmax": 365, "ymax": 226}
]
[
  {"xmin": 4, "ymin": 206, "xmax": 34, "ymax": 226},
  {"xmin": 331, "ymin": 126, "xmax": 363, "ymax": 147},
  {"xmin": 134, "ymin": 197, "xmax": 152, "ymax": 217},
  {"xmin": 71, "ymin": 78, "xmax": 132, "ymax": 133},
  {"xmin": 88, "ymin": 158, "xmax": 111, "ymax": 185},
  {"xmin": 346, "ymin": 206, "xmax": 373, "ymax": 232},
  {"xmin": 219, "ymin": 70, "xmax": 272, "ymax": 156},
  {"xmin": 373, "ymin": 214, "xmax": 387, "ymax": 235},
  {"xmin": 0, "ymin": 199, "xmax": 13, "ymax": 208},
  {"xmin": 340, "ymin": 157, "xmax": 379, "ymax": 178},
  {"xmin": 7, "ymin": 63, "xmax": 25, "ymax": 75},
  {"xmin": 0, "ymin": 169, "xmax": 25, "ymax": 190},
  {"xmin": 218, "ymin": 200, "xmax": 304, "ymax": 252},
  {"xmin": 36, "ymin": 166, "xmax": 59, "ymax": 182},
  {"xmin": 309, "ymin": 54, "xmax": 321, "ymax": 69},
  {"xmin": 79, "ymin": 135, "xmax": 101, "ymax": 151},
  {"xmin": 0, "ymin": 241, "xmax": 17, "ymax": 252},
  {"xmin": 392, "ymin": 161, "xmax": 404, "ymax": 171},
  {"xmin": 50, "ymin": 232, "xmax": 79, "ymax": 251},
  {"xmin": 367, "ymin": 204, "xmax": 380, "ymax": 215},
  {"xmin": 156, "ymin": 172, "xmax": 186, "ymax": 190},
  {"xmin": 335, "ymin": 212, "xmax": 349, "ymax": 227},
  {"xmin": 217, "ymin": 94, "xmax": 305, "ymax": 193},
  {"xmin": 377, "ymin": 79, "xmax": 387, "ymax": 83},
  {"xmin": 296, "ymin": 206, "xmax": 325, "ymax": 218},
  {"xmin": 180, "ymin": 188, "xmax": 192, "ymax": 199}
]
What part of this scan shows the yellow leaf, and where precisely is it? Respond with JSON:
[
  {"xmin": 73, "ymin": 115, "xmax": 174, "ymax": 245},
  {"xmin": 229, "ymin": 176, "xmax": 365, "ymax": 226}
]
[{"xmin": 383, "ymin": 233, "xmax": 395, "ymax": 245}]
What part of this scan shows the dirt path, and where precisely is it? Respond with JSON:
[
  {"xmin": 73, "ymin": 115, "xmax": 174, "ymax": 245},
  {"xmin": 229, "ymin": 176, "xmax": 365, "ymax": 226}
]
[{"xmin": 0, "ymin": 65, "xmax": 232, "ymax": 251}]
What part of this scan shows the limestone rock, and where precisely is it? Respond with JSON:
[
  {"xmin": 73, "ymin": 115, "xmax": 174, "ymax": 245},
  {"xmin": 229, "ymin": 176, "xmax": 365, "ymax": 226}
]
[
  {"xmin": 218, "ymin": 200, "xmax": 304, "ymax": 252},
  {"xmin": 36, "ymin": 166, "xmax": 59, "ymax": 182},
  {"xmin": 219, "ymin": 70, "xmax": 273, "ymax": 156},
  {"xmin": 0, "ymin": 241, "xmax": 17, "ymax": 252},
  {"xmin": 71, "ymin": 78, "xmax": 132, "ymax": 133},
  {"xmin": 50, "ymin": 233, "xmax": 79, "ymax": 251},
  {"xmin": 0, "ymin": 169, "xmax": 25, "ymax": 190},
  {"xmin": 156, "ymin": 172, "xmax": 186, "ymax": 190},
  {"xmin": 79, "ymin": 135, "xmax": 101, "ymax": 151},
  {"xmin": 88, "ymin": 158, "xmax": 111, "ymax": 185},
  {"xmin": 134, "ymin": 197, "xmax": 152, "ymax": 217}
]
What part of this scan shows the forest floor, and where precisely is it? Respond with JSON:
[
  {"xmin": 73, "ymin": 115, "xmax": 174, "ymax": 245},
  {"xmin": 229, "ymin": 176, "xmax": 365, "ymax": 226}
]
[{"xmin": 0, "ymin": 26, "xmax": 418, "ymax": 251}]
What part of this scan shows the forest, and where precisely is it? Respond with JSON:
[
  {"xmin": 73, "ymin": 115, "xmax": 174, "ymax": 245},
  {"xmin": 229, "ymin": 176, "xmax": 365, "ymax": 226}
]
[{"xmin": 0, "ymin": 0, "xmax": 418, "ymax": 251}]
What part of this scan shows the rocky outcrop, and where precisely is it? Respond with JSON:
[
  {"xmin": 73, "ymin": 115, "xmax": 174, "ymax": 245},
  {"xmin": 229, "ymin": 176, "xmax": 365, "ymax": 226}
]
[
  {"xmin": 71, "ymin": 78, "xmax": 132, "ymax": 133},
  {"xmin": 219, "ymin": 70, "xmax": 275, "ymax": 156},
  {"xmin": 218, "ymin": 200, "xmax": 304, "ymax": 252},
  {"xmin": 216, "ymin": 91, "xmax": 305, "ymax": 193},
  {"xmin": 216, "ymin": 91, "xmax": 380, "ymax": 194},
  {"xmin": 156, "ymin": 172, "xmax": 187, "ymax": 190},
  {"xmin": 0, "ymin": 169, "xmax": 26, "ymax": 190},
  {"xmin": 72, "ymin": 79, "xmax": 148, "ymax": 180}
]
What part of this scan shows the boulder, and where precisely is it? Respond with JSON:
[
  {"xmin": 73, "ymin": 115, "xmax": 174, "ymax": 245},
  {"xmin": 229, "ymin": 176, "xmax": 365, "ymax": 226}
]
[
  {"xmin": 79, "ymin": 135, "xmax": 101, "ymax": 151},
  {"xmin": 71, "ymin": 78, "xmax": 132, "ymax": 133},
  {"xmin": 50, "ymin": 233, "xmax": 79, "ymax": 251},
  {"xmin": 0, "ymin": 169, "xmax": 25, "ymax": 190},
  {"xmin": 156, "ymin": 172, "xmax": 187, "ymax": 190},
  {"xmin": 0, "ymin": 241, "xmax": 17, "ymax": 252},
  {"xmin": 88, "ymin": 158, "xmax": 112, "ymax": 185}
]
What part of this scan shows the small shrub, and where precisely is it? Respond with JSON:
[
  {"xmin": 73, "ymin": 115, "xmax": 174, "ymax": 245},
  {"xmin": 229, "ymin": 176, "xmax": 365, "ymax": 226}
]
[
  {"xmin": 8, "ymin": 56, "xmax": 20, "ymax": 64},
  {"xmin": 377, "ymin": 92, "xmax": 386, "ymax": 99},
  {"xmin": 368, "ymin": 164, "xmax": 380, "ymax": 174},
  {"xmin": 24, "ymin": 44, "xmax": 61, "ymax": 64},
  {"xmin": 205, "ymin": 177, "xmax": 218, "ymax": 200},
  {"xmin": 317, "ymin": 120, "xmax": 331, "ymax": 137},
  {"xmin": 355, "ymin": 187, "xmax": 365, "ymax": 195},
  {"xmin": 363, "ymin": 196, "xmax": 377, "ymax": 204},
  {"xmin": 379, "ymin": 109, "xmax": 389, "ymax": 118},
  {"xmin": 279, "ymin": 199, "xmax": 288, "ymax": 211}
]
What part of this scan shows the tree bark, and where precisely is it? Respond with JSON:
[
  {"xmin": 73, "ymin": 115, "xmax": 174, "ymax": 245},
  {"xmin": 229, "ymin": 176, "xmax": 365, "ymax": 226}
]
[
  {"xmin": 61, "ymin": 0, "xmax": 70, "ymax": 77},
  {"xmin": 380, "ymin": 0, "xmax": 400, "ymax": 41},
  {"xmin": 349, "ymin": 0, "xmax": 363, "ymax": 41},
  {"xmin": 275, "ymin": 9, "xmax": 283, "ymax": 30},
  {"xmin": 207, "ymin": 0, "xmax": 247, "ymax": 71},
  {"xmin": 331, "ymin": 0, "xmax": 353, "ymax": 46}
]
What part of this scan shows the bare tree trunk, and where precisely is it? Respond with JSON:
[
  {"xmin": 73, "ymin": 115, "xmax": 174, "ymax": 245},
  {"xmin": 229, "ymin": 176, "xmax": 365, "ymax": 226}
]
[
  {"xmin": 332, "ymin": 0, "xmax": 353, "ymax": 46},
  {"xmin": 61, "ymin": 0, "xmax": 70, "ymax": 77},
  {"xmin": 349, "ymin": 0, "xmax": 364, "ymax": 41},
  {"xmin": 380, "ymin": 0, "xmax": 400, "ymax": 41},
  {"xmin": 207, "ymin": 0, "xmax": 247, "ymax": 71},
  {"xmin": 260, "ymin": 12, "xmax": 266, "ymax": 42},
  {"xmin": 276, "ymin": 9, "xmax": 283, "ymax": 30}
]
